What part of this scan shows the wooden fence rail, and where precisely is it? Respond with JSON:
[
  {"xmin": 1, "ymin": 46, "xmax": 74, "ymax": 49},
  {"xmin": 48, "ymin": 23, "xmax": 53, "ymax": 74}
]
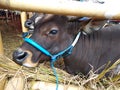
[{"xmin": 0, "ymin": 0, "xmax": 120, "ymax": 19}]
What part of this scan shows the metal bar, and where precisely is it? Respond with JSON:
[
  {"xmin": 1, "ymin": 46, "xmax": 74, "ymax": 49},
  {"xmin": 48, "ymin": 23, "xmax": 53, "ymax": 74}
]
[{"xmin": 0, "ymin": 0, "xmax": 120, "ymax": 19}]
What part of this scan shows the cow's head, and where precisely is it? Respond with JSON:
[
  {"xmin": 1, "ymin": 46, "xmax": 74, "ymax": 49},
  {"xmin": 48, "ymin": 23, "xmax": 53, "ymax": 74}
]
[{"xmin": 13, "ymin": 14, "xmax": 80, "ymax": 67}]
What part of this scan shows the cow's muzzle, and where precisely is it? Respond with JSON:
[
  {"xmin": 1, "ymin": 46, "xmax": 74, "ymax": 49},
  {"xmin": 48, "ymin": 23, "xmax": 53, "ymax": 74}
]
[{"xmin": 13, "ymin": 48, "xmax": 38, "ymax": 67}]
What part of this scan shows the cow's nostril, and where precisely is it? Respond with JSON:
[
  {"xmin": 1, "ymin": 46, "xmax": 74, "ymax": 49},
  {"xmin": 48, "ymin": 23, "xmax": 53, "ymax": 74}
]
[
  {"xmin": 13, "ymin": 49, "xmax": 28, "ymax": 64},
  {"xmin": 16, "ymin": 52, "xmax": 28, "ymax": 60},
  {"xmin": 25, "ymin": 20, "xmax": 33, "ymax": 28},
  {"xmin": 26, "ymin": 21, "xmax": 32, "ymax": 26}
]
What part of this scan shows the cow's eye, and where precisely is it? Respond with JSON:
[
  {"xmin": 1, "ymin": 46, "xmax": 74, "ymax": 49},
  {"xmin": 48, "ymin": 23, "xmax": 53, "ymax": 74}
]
[{"xmin": 49, "ymin": 29, "xmax": 58, "ymax": 35}]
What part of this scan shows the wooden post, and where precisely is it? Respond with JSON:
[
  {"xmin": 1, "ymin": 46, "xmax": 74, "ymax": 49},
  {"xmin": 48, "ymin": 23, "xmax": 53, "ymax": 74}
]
[
  {"xmin": 20, "ymin": 12, "xmax": 28, "ymax": 32},
  {"xmin": 0, "ymin": 31, "xmax": 4, "ymax": 54}
]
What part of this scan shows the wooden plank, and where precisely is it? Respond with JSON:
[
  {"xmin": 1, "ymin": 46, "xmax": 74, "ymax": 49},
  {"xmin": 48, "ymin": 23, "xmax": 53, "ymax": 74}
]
[
  {"xmin": 0, "ymin": 0, "xmax": 120, "ymax": 19},
  {"xmin": 0, "ymin": 31, "xmax": 4, "ymax": 54},
  {"xmin": 20, "ymin": 12, "xmax": 28, "ymax": 32},
  {"xmin": 31, "ymin": 81, "xmax": 84, "ymax": 90},
  {"xmin": 4, "ymin": 76, "xmax": 25, "ymax": 90}
]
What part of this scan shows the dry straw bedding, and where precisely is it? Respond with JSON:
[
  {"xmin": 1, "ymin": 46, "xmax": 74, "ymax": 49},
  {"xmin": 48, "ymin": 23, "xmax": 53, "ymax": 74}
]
[{"xmin": 0, "ymin": 21, "xmax": 120, "ymax": 90}]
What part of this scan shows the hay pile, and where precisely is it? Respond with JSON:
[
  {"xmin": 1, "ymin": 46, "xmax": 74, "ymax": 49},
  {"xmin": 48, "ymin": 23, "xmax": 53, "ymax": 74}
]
[{"xmin": 0, "ymin": 21, "xmax": 120, "ymax": 90}]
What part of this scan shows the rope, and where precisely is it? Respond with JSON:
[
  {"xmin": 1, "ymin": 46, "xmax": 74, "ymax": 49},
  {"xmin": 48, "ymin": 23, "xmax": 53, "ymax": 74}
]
[{"xmin": 51, "ymin": 61, "xmax": 59, "ymax": 90}]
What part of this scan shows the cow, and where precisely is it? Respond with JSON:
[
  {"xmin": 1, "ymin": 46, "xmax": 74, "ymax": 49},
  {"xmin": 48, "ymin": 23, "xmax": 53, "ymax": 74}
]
[{"xmin": 13, "ymin": 14, "xmax": 120, "ymax": 75}]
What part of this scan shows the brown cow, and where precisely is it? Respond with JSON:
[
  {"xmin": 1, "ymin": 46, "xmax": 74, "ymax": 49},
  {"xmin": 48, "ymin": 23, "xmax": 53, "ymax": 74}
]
[{"xmin": 13, "ymin": 14, "xmax": 120, "ymax": 75}]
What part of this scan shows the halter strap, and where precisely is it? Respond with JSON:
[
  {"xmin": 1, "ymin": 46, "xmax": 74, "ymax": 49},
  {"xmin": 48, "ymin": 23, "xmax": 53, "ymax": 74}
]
[{"xmin": 24, "ymin": 32, "xmax": 81, "ymax": 62}]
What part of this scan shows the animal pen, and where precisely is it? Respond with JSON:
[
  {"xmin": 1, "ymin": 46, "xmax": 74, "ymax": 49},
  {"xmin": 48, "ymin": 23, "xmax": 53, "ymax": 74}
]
[{"xmin": 0, "ymin": 0, "xmax": 120, "ymax": 90}]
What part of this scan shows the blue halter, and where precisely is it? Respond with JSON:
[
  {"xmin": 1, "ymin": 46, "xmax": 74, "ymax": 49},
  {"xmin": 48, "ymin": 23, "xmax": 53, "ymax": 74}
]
[
  {"xmin": 23, "ymin": 32, "xmax": 81, "ymax": 90},
  {"xmin": 24, "ymin": 32, "xmax": 81, "ymax": 62}
]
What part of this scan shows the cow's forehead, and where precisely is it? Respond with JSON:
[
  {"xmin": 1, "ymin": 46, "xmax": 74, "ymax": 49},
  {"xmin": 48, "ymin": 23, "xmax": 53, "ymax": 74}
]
[
  {"xmin": 35, "ymin": 14, "xmax": 68, "ymax": 28},
  {"xmin": 35, "ymin": 14, "xmax": 55, "ymax": 24}
]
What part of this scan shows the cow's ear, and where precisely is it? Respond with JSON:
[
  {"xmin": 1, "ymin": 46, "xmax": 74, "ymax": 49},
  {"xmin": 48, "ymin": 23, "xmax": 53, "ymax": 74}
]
[
  {"xmin": 42, "ymin": 14, "xmax": 54, "ymax": 21},
  {"xmin": 34, "ymin": 13, "xmax": 45, "ymax": 23},
  {"xmin": 80, "ymin": 19, "xmax": 92, "ymax": 33}
]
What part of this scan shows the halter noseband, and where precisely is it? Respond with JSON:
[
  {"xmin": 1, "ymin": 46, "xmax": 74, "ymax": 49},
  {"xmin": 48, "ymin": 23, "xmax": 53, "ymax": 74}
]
[{"xmin": 23, "ymin": 32, "xmax": 81, "ymax": 62}]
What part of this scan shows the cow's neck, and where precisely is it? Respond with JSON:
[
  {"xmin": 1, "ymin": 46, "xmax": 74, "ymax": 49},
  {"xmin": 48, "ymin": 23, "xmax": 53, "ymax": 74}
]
[
  {"xmin": 63, "ymin": 32, "xmax": 86, "ymax": 75},
  {"xmin": 63, "ymin": 27, "xmax": 120, "ymax": 75},
  {"xmin": 63, "ymin": 32, "xmax": 103, "ymax": 75}
]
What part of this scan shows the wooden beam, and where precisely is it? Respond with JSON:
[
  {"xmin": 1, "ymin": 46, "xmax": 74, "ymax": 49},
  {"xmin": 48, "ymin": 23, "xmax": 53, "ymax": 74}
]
[
  {"xmin": 0, "ymin": 0, "xmax": 120, "ymax": 19},
  {"xmin": 20, "ymin": 12, "xmax": 28, "ymax": 32},
  {"xmin": 0, "ymin": 31, "xmax": 4, "ymax": 54},
  {"xmin": 31, "ymin": 81, "xmax": 84, "ymax": 90}
]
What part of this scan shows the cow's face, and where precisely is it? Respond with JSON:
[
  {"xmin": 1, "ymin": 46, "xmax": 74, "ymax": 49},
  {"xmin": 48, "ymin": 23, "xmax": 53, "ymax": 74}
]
[{"xmin": 13, "ymin": 14, "xmax": 73, "ymax": 67}]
